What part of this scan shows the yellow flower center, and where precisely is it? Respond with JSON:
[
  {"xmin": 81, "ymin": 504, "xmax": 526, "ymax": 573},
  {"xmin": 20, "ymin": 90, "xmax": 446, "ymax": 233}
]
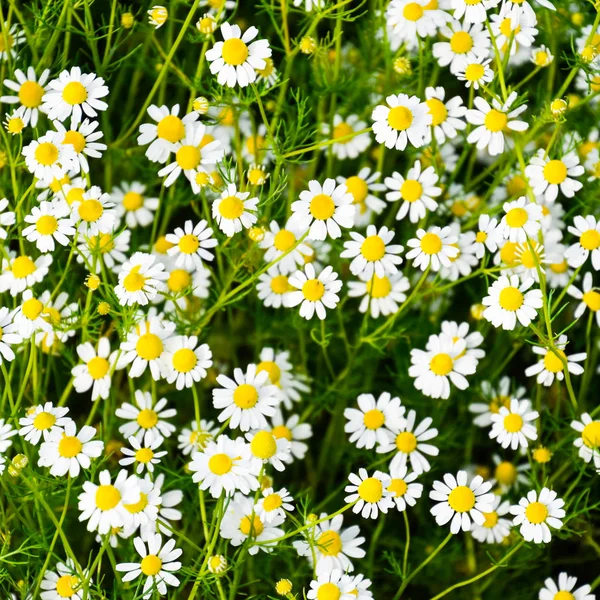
[
  {"xmin": 124, "ymin": 492, "xmax": 149, "ymax": 514},
  {"xmin": 533, "ymin": 447, "xmax": 552, "ymax": 463},
  {"xmin": 482, "ymin": 511, "xmax": 499, "ymax": 528},
  {"xmin": 140, "ymin": 554, "xmax": 163, "ymax": 576},
  {"xmin": 136, "ymin": 333, "xmax": 163, "ymax": 360},
  {"xmin": 33, "ymin": 411, "xmax": 56, "ymax": 430},
  {"xmin": 583, "ymin": 290, "xmax": 600, "ymax": 311},
  {"xmin": 222, "ymin": 38, "xmax": 249, "ymax": 65},
  {"xmin": 333, "ymin": 122, "xmax": 354, "ymax": 140},
  {"xmin": 476, "ymin": 231, "xmax": 487, "ymax": 243},
  {"xmin": 345, "ymin": 176, "xmax": 368, "ymax": 203},
  {"xmin": 484, "ymin": 109, "xmax": 508, "ymax": 132},
  {"xmin": 63, "ymin": 130, "xmax": 86, "ymax": 153},
  {"xmin": 209, "ymin": 453, "xmax": 233, "ymax": 475},
  {"xmin": 233, "ymin": 383, "xmax": 258, "ymax": 408},
  {"xmin": 172, "ymin": 348, "xmax": 197, "ymax": 373},
  {"xmin": 240, "ymin": 514, "xmax": 264, "ymax": 537},
  {"xmin": 387, "ymin": 106, "xmax": 413, "ymax": 130},
  {"xmin": 62, "ymin": 81, "xmax": 88, "ymax": 105},
  {"xmin": 7, "ymin": 117, "xmax": 24, "ymax": 134},
  {"xmin": 36, "ymin": 215, "xmax": 59, "ymax": 235},
  {"xmin": 261, "ymin": 493, "xmax": 282, "ymax": 513},
  {"xmin": 465, "ymin": 63, "xmax": 485, "ymax": 81},
  {"xmin": 135, "ymin": 447, "xmax": 154, "ymax": 463},
  {"xmin": 22, "ymin": 298, "xmax": 44, "ymax": 320},
  {"xmin": 426, "ymin": 98, "xmax": 448, "ymax": 126},
  {"xmin": 157, "ymin": 115, "xmax": 185, "ymax": 143},
  {"xmin": 360, "ymin": 235, "xmax": 386, "ymax": 261},
  {"xmin": 176, "ymin": 145, "xmax": 201, "ymax": 170},
  {"xmin": 274, "ymin": 229, "xmax": 296, "ymax": 252},
  {"xmin": 448, "ymin": 485, "xmax": 475, "ymax": 512},
  {"xmin": 56, "ymin": 574, "xmax": 79, "ymax": 597},
  {"xmin": 95, "ymin": 484, "xmax": 121, "ymax": 510},
  {"xmin": 420, "ymin": 232, "xmax": 442, "ymax": 255},
  {"xmin": 18, "ymin": 80, "xmax": 44, "ymax": 108},
  {"xmin": 582, "ymin": 421, "xmax": 600, "ymax": 448},
  {"xmin": 12, "ymin": 256, "xmax": 37, "ymax": 278},
  {"xmin": 543, "ymin": 160, "xmax": 568, "ymax": 185},
  {"xmin": 450, "ymin": 31, "xmax": 474, "ymax": 54},
  {"xmin": 270, "ymin": 275, "xmax": 290, "ymax": 295},
  {"xmin": 123, "ymin": 266, "xmax": 146, "ymax": 292},
  {"xmin": 317, "ymin": 583, "xmax": 341, "ymax": 600},
  {"xmin": 123, "ymin": 191, "xmax": 144, "ymax": 211},
  {"xmin": 58, "ymin": 434, "xmax": 83, "ymax": 458},
  {"xmin": 272, "ymin": 425, "xmax": 292, "ymax": 441},
  {"xmin": 430, "ymin": 353, "xmax": 453, "ymax": 376},
  {"xmin": 553, "ymin": 593, "xmax": 575, "ymax": 600},
  {"xmin": 310, "ymin": 194, "xmax": 335, "ymax": 220},
  {"xmin": 257, "ymin": 360, "xmax": 281, "ymax": 384},
  {"xmin": 358, "ymin": 477, "xmax": 383, "ymax": 503},
  {"xmin": 503, "ymin": 413, "xmax": 523, "ymax": 433},
  {"xmin": 388, "ymin": 478, "xmax": 408, "ymax": 497},
  {"xmin": 499, "ymin": 286, "xmax": 524, "ymax": 311},
  {"xmin": 35, "ymin": 142, "xmax": 59, "ymax": 166},
  {"xmin": 302, "ymin": 279, "xmax": 325, "ymax": 301},
  {"xmin": 495, "ymin": 461, "xmax": 517, "ymax": 485},
  {"xmin": 78, "ymin": 199, "xmax": 104, "ymax": 223},
  {"xmin": 66, "ymin": 187, "xmax": 85, "ymax": 205},
  {"xmin": 87, "ymin": 356, "xmax": 110, "ymax": 379},
  {"xmin": 251, "ymin": 430, "xmax": 277, "ymax": 459},
  {"xmin": 317, "ymin": 530, "xmax": 343, "ymax": 556},
  {"xmin": 580, "ymin": 229, "xmax": 600, "ymax": 250},
  {"xmin": 395, "ymin": 431, "xmax": 417, "ymax": 453},
  {"xmin": 137, "ymin": 409, "xmax": 159, "ymax": 429},
  {"xmin": 366, "ymin": 275, "xmax": 392, "ymax": 298},
  {"xmin": 525, "ymin": 501, "xmax": 548, "ymax": 524},
  {"xmin": 534, "ymin": 51, "xmax": 549, "ymax": 66},
  {"xmin": 363, "ymin": 408, "xmax": 385, "ymax": 430},
  {"xmin": 177, "ymin": 235, "xmax": 199, "ymax": 257},
  {"xmin": 499, "ymin": 18, "xmax": 520, "ymax": 37},
  {"xmin": 168, "ymin": 269, "xmax": 191, "ymax": 292},
  {"xmin": 543, "ymin": 349, "xmax": 566, "ymax": 373},
  {"xmin": 403, "ymin": 2, "xmax": 424, "ymax": 20},
  {"xmin": 219, "ymin": 195, "xmax": 244, "ymax": 219},
  {"xmin": 400, "ymin": 179, "xmax": 423, "ymax": 202}
]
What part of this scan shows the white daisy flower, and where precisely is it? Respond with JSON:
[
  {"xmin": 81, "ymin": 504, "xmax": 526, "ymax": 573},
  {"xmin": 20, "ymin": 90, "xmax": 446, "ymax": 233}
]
[
  {"xmin": 530, "ymin": 44, "xmax": 554, "ymax": 67},
  {"xmin": 177, "ymin": 419, "xmax": 218, "ymax": 456},
  {"xmin": 489, "ymin": 398, "xmax": 539, "ymax": 450},
  {"xmin": 259, "ymin": 218, "xmax": 312, "ymax": 275},
  {"xmin": 0, "ymin": 197, "xmax": 15, "ymax": 239},
  {"xmin": 490, "ymin": 455, "xmax": 530, "ymax": 492},
  {"xmin": 206, "ymin": 23, "xmax": 272, "ymax": 88},
  {"xmin": 0, "ymin": 307, "xmax": 22, "ymax": 366},
  {"xmin": 189, "ymin": 434, "xmax": 259, "ymax": 498},
  {"xmin": 439, "ymin": 320, "xmax": 485, "ymax": 361},
  {"xmin": 255, "ymin": 487, "xmax": 294, "ymax": 524},
  {"xmin": 160, "ymin": 335, "xmax": 212, "ymax": 390},
  {"xmin": 372, "ymin": 93, "xmax": 432, "ymax": 150},
  {"xmin": 22, "ymin": 200, "xmax": 75, "ymax": 253},
  {"xmin": 115, "ymin": 252, "xmax": 168, "ymax": 307},
  {"xmin": 72, "ymin": 337, "xmax": 118, "ymax": 400},
  {"xmin": 510, "ymin": 487, "xmax": 565, "ymax": 543},
  {"xmin": 268, "ymin": 410, "xmax": 312, "ymax": 462},
  {"xmin": 466, "ymin": 91, "xmax": 528, "ymax": 156},
  {"xmin": 344, "ymin": 392, "xmax": 405, "ymax": 450},
  {"xmin": 451, "ymin": 0, "xmax": 499, "ymax": 24},
  {"xmin": 565, "ymin": 215, "xmax": 600, "ymax": 270},
  {"xmin": 386, "ymin": 0, "xmax": 449, "ymax": 50},
  {"xmin": 22, "ymin": 131, "xmax": 77, "ymax": 182},
  {"xmin": 469, "ymin": 376, "xmax": 527, "ymax": 427},
  {"xmin": 246, "ymin": 429, "xmax": 291, "ymax": 472},
  {"xmin": 40, "ymin": 559, "xmax": 88, "ymax": 600},
  {"xmin": 256, "ymin": 267, "xmax": 294, "ymax": 309},
  {"xmin": 0, "ymin": 25, "xmax": 26, "ymax": 62},
  {"xmin": 345, "ymin": 468, "xmax": 394, "ymax": 519},
  {"xmin": 213, "ymin": 363, "xmax": 280, "ymax": 431},
  {"xmin": 429, "ymin": 470, "xmax": 495, "ymax": 533},
  {"xmin": 424, "ymin": 86, "xmax": 467, "ymax": 144},
  {"xmin": 0, "ymin": 255, "xmax": 52, "ymax": 296},
  {"xmin": 18, "ymin": 402, "xmax": 72, "ymax": 445},
  {"xmin": 0, "ymin": 66, "xmax": 50, "ymax": 126},
  {"xmin": 482, "ymin": 274, "xmax": 543, "ymax": 329},
  {"xmin": 337, "ymin": 168, "xmax": 387, "ymax": 227},
  {"xmin": 165, "ymin": 219, "xmax": 218, "ymax": 271},
  {"xmin": 432, "ymin": 21, "xmax": 490, "ymax": 75},
  {"xmin": 116, "ymin": 534, "xmax": 182, "ymax": 599},
  {"xmin": 116, "ymin": 390, "xmax": 177, "ymax": 443},
  {"xmin": 212, "ymin": 183, "xmax": 258, "ymax": 237},
  {"xmin": 387, "ymin": 463, "xmax": 423, "ymax": 512},
  {"xmin": 307, "ymin": 570, "xmax": 355, "ymax": 600},
  {"xmin": 71, "ymin": 185, "xmax": 116, "ymax": 236},
  {"xmin": 13, "ymin": 290, "xmax": 55, "ymax": 337},
  {"xmin": 53, "ymin": 117, "xmax": 106, "ymax": 173},
  {"xmin": 490, "ymin": 6, "xmax": 538, "ymax": 53},
  {"xmin": 439, "ymin": 228, "xmax": 479, "ymax": 282},
  {"xmin": 474, "ymin": 214, "xmax": 502, "ymax": 258},
  {"xmin": 290, "ymin": 178, "xmax": 355, "ymax": 241},
  {"xmin": 347, "ymin": 271, "xmax": 410, "ymax": 318},
  {"xmin": 322, "ymin": 114, "xmax": 371, "ymax": 159},
  {"xmin": 112, "ymin": 181, "xmax": 159, "ymax": 228},
  {"xmin": 120, "ymin": 434, "xmax": 167, "ymax": 475},
  {"xmin": 525, "ymin": 335, "xmax": 586, "ymax": 386},
  {"xmin": 287, "ymin": 263, "xmax": 343, "ymax": 320},
  {"xmin": 539, "ymin": 573, "xmax": 595, "ymax": 600},
  {"xmin": 456, "ymin": 56, "xmax": 495, "ymax": 89},
  {"xmin": 406, "ymin": 226, "xmax": 459, "ymax": 271},
  {"xmin": 341, "ymin": 225, "xmax": 403, "ymax": 278},
  {"xmin": 571, "ymin": 413, "xmax": 600, "ymax": 469},
  {"xmin": 377, "ymin": 409, "xmax": 439, "ymax": 474},
  {"xmin": 38, "ymin": 422, "xmax": 103, "ymax": 477},
  {"xmin": 525, "ymin": 150, "xmax": 584, "ymax": 203},
  {"xmin": 470, "ymin": 496, "xmax": 512, "ymax": 543},
  {"xmin": 41, "ymin": 67, "xmax": 109, "ymax": 124}
]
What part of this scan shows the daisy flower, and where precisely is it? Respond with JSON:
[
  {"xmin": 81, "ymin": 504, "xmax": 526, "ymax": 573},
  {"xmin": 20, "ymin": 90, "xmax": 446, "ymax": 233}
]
[
  {"xmin": 116, "ymin": 390, "xmax": 177, "ymax": 443},
  {"xmin": 259, "ymin": 219, "xmax": 312, "ymax": 275},
  {"xmin": 213, "ymin": 363, "xmax": 280, "ymax": 431},
  {"xmin": 116, "ymin": 534, "xmax": 182, "ymax": 599},
  {"xmin": 41, "ymin": 559, "xmax": 88, "ymax": 600},
  {"xmin": 470, "ymin": 496, "xmax": 512, "ymax": 543},
  {"xmin": 531, "ymin": 44, "xmax": 554, "ymax": 67},
  {"xmin": 307, "ymin": 570, "xmax": 355, "ymax": 600},
  {"xmin": 178, "ymin": 419, "xmax": 218, "ymax": 455},
  {"xmin": 439, "ymin": 228, "xmax": 479, "ymax": 281},
  {"xmin": 565, "ymin": 215, "xmax": 600, "ymax": 270},
  {"xmin": 525, "ymin": 150, "xmax": 584, "ymax": 202},
  {"xmin": 71, "ymin": 185, "xmax": 116, "ymax": 236},
  {"xmin": 0, "ymin": 66, "xmax": 50, "ymax": 126},
  {"xmin": 474, "ymin": 214, "xmax": 501, "ymax": 258},
  {"xmin": 0, "ymin": 254, "xmax": 53, "ymax": 296},
  {"xmin": 18, "ymin": 402, "xmax": 72, "ymax": 445},
  {"xmin": 165, "ymin": 219, "xmax": 218, "ymax": 271},
  {"xmin": 38, "ymin": 422, "xmax": 103, "ymax": 477},
  {"xmin": 293, "ymin": 513, "xmax": 365, "ymax": 575},
  {"xmin": 377, "ymin": 409, "xmax": 439, "ymax": 474},
  {"xmin": 115, "ymin": 252, "xmax": 168, "ymax": 307},
  {"xmin": 469, "ymin": 376, "xmax": 526, "ymax": 427},
  {"xmin": 41, "ymin": 66, "xmax": 109, "ymax": 124},
  {"xmin": 120, "ymin": 434, "xmax": 168, "ymax": 474},
  {"xmin": 323, "ymin": 114, "xmax": 371, "ymax": 159},
  {"xmin": 290, "ymin": 178, "xmax": 355, "ymax": 241},
  {"xmin": 490, "ymin": 6, "xmax": 538, "ymax": 53},
  {"xmin": 491, "ymin": 455, "xmax": 531, "ymax": 492},
  {"xmin": 206, "ymin": 23, "xmax": 272, "ymax": 88},
  {"xmin": 220, "ymin": 493, "xmax": 284, "ymax": 554},
  {"xmin": 482, "ymin": 274, "xmax": 543, "ymax": 329},
  {"xmin": 424, "ymin": 86, "xmax": 467, "ymax": 143},
  {"xmin": 341, "ymin": 225, "xmax": 403, "ymax": 278},
  {"xmin": 344, "ymin": 392, "xmax": 405, "ymax": 450},
  {"xmin": 409, "ymin": 333, "xmax": 478, "ymax": 399},
  {"xmin": 287, "ymin": 263, "xmax": 342, "ymax": 320},
  {"xmin": 189, "ymin": 434, "xmax": 259, "ymax": 498},
  {"xmin": 345, "ymin": 469, "xmax": 394, "ymax": 519},
  {"xmin": 525, "ymin": 335, "xmax": 586, "ymax": 386},
  {"xmin": 22, "ymin": 131, "xmax": 77, "ymax": 181},
  {"xmin": 432, "ymin": 21, "xmax": 490, "ymax": 75},
  {"xmin": 0, "ymin": 25, "xmax": 25, "ymax": 61},
  {"xmin": 0, "ymin": 197, "xmax": 15, "ymax": 239},
  {"xmin": 0, "ymin": 307, "xmax": 22, "ymax": 366},
  {"xmin": 22, "ymin": 200, "xmax": 75, "ymax": 253},
  {"xmin": 457, "ymin": 56, "xmax": 494, "ymax": 89},
  {"xmin": 268, "ymin": 410, "xmax": 312, "ymax": 462},
  {"xmin": 466, "ymin": 91, "xmax": 528, "ymax": 156},
  {"xmin": 571, "ymin": 413, "xmax": 600, "ymax": 469},
  {"xmin": 53, "ymin": 118, "xmax": 106, "ymax": 173},
  {"xmin": 372, "ymin": 93, "xmax": 432, "ymax": 150},
  {"xmin": 112, "ymin": 181, "xmax": 159, "ymax": 228},
  {"xmin": 247, "ymin": 429, "xmax": 291, "ymax": 471},
  {"xmin": 386, "ymin": 0, "xmax": 448, "ymax": 49},
  {"xmin": 451, "ymin": 0, "xmax": 499, "ymax": 24},
  {"xmin": 337, "ymin": 168, "xmax": 387, "ymax": 227},
  {"xmin": 257, "ymin": 267, "xmax": 294, "ymax": 308},
  {"xmin": 78, "ymin": 469, "xmax": 140, "ymax": 534},
  {"xmin": 148, "ymin": 5, "xmax": 168, "ymax": 28},
  {"xmin": 510, "ymin": 487, "xmax": 565, "ymax": 543},
  {"xmin": 439, "ymin": 320, "xmax": 485, "ymax": 361},
  {"xmin": 72, "ymin": 337, "xmax": 118, "ymax": 400},
  {"xmin": 347, "ymin": 271, "xmax": 410, "ymax": 318},
  {"xmin": 539, "ymin": 573, "xmax": 595, "ymax": 600},
  {"xmin": 255, "ymin": 487, "xmax": 294, "ymax": 524},
  {"xmin": 387, "ymin": 463, "xmax": 423, "ymax": 512},
  {"xmin": 405, "ymin": 226, "xmax": 459, "ymax": 271},
  {"xmin": 256, "ymin": 56, "xmax": 278, "ymax": 87},
  {"xmin": 489, "ymin": 398, "xmax": 539, "ymax": 450},
  {"xmin": 160, "ymin": 335, "xmax": 212, "ymax": 390},
  {"xmin": 212, "ymin": 183, "xmax": 258, "ymax": 237},
  {"xmin": 429, "ymin": 470, "xmax": 495, "ymax": 533}
]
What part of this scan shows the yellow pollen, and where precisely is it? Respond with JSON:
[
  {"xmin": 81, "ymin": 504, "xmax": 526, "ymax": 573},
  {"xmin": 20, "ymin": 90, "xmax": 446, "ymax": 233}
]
[
  {"xmin": 465, "ymin": 63, "xmax": 485, "ymax": 81},
  {"xmin": 222, "ymin": 38, "xmax": 249, "ymax": 65},
  {"xmin": 426, "ymin": 98, "xmax": 448, "ymax": 126},
  {"xmin": 78, "ymin": 199, "xmax": 103, "ymax": 223},
  {"xmin": 270, "ymin": 275, "xmax": 290, "ymax": 294},
  {"xmin": 240, "ymin": 514, "xmax": 264, "ymax": 537},
  {"xmin": 263, "ymin": 493, "xmax": 283, "ymax": 512},
  {"xmin": 274, "ymin": 229, "xmax": 296, "ymax": 252},
  {"xmin": 251, "ymin": 430, "xmax": 277, "ymax": 459},
  {"xmin": 172, "ymin": 348, "xmax": 197, "ymax": 373},
  {"xmin": 233, "ymin": 383, "xmax": 258, "ymax": 408},
  {"xmin": 420, "ymin": 232, "xmax": 442, "ymax": 254},
  {"xmin": 333, "ymin": 122, "xmax": 353, "ymax": 140},
  {"xmin": 309, "ymin": 194, "xmax": 335, "ymax": 220},
  {"xmin": 447, "ymin": 485, "xmax": 475, "ymax": 512},
  {"xmin": 358, "ymin": 477, "xmax": 383, "ymax": 503},
  {"xmin": 482, "ymin": 511, "xmax": 499, "ymax": 528},
  {"xmin": 18, "ymin": 80, "xmax": 44, "ymax": 107},
  {"xmin": 95, "ymin": 484, "xmax": 121, "ymax": 510},
  {"xmin": 65, "ymin": 187, "xmax": 85, "ymax": 205},
  {"xmin": 543, "ymin": 160, "xmax": 568, "ymax": 184},
  {"xmin": 387, "ymin": 106, "xmax": 413, "ymax": 131},
  {"xmin": 12, "ymin": 256, "xmax": 37, "ymax": 278},
  {"xmin": 56, "ymin": 574, "xmax": 79, "ymax": 597},
  {"xmin": 582, "ymin": 289, "xmax": 600, "ymax": 313},
  {"xmin": 395, "ymin": 431, "xmax": 417, "ymax": 453},
  {"xmin": 124, "ymin": 492, "xmax": 149, "ymax": 514},
  {"xmin": 178, "ymin": 234, "xmax": 200, "ymax": 255},
  {"xmin": 403, "ymin": 2, "xmax": 424, "ymax": 20},
  {"xmin": 87, "ymin": 356, "xmax": 110, "ymax": 379},
  {"xmin": 62, "ymin": 81, "xmax": 88, "ymax": 105},
  {"xmin": 302, "ymin": 279, "xmax": 325, "ymax": 301},
  {"xmin": 157, "ymin": 115, "xmax": 185, "ymax": 143},
  {"xmin": 499, "ymin": 286, "xmax": 524, "ymax": 311},
  {"xmin": 123, "ymin": 192, "xmax": 144, "ymax": 211},
  {"xmin": 209, "ymin": 453, "xmax": 233, "ymax": 475},
  {"xmin": 219, "ymin": 195, "xmax": 244, "ymax": 219},
  {"xmin": 257, "ymin": 361, "xmax": 281, "ymax": 384},
  {"xmin": 430, "ymin": 353, "xmax": 453, "ymax": 375},
  {"xmin": 63, "ymin": 130, "xmax": 86, "ymax": 153},
  {"xmin": 168, "ymin": 269, "xmax": 191, "ymax": 292},
  {"xmin": 361, "ymin": 235, "xmax": 386, "ymax": 261},
  {"xmin": 553, "ymin": 593, "xmax": 575, "ymax": 600},
  {"xmin": 135, "ymin": 447, "xmax": 154, "ymax": 463},
  {"xmin": 176, "ymin": 145, "xmax": 201, "ymax": 170},
  {"xmin": 33, "ymin": 411, "xmax": 56, "ymax": 430},
  {"xmin": 450, "ymin": 31, "xmax": 474, "ymax": 54},
  {"xmin": 476, "ymin": 231, "xmax": 487, "ymax": 243},
  {"xmin": 58, "ymin": 434, "xmax": 83, "ymax": 458},
  {"xmin": 140, "ymin": 554, "xmax": 162, "ymax": 577},
  {"xmin": 525, "ymin": 501, "xmax": 548, "ymax": 524},
  {"xmin": 7, "ymin": 117, "xmax": 24, "ymax": 134},
  {"xmin": 137, "ymin": 409, "xmax": 159, "ymax": 429},
  {"xmin": 580, "ymin": 229, "xmax": 600, "ymax": 250},
  {"xmin": 363, "ymin": 409, "xmax": 385, "ymax": 430},
  {"xmin": 499, "ymin": 18, "xmax": 520, "ymax": 37},
  {"xmin": 582, "ymin": 421, "xmax": 600, "ymax": 448},
  {"xmin": 366, "ymin": 275, "xmax": 392, "ymax": 298},
  {"xmin": 317, "ymin": 583, "xmax": 341, "ymax": 600},
  {"xmin": 345, "ymin": 176, "xmax": 368, "ymax": 203},
  {"xmin": 495, "ymin": 461, "xmax": 517, "ymax": 485},
  {"xmin": 543, "ymin": 349, "xmax": 566, "ymax": 373},
  {"xmin": 401, "ymin": 179, "xmax": 423, "ymax": 202},
  {"xmin": 388, "ymin": 478, "xmax": 408, "ymax": 497},
  {"xmin": 317, "ymin": 530, "xmax": 343, "ymax": 556},
  {"xmin": 22, "ymin": 298, "xmax": 44, "ymax": 320},
  {"xmin": 123, "ymin": 266, "xmax": 146, "ymax": 292},
  {"xmin": 35, "ymin": 142, "xmax": 59, "ymax": 166},
  {"xmin": 36, "ymin": 215, "xmax": 58, "ymax": 235},
  {"xmin": 503, "ymin": 413, "xmax": 523, "ymax": 432},
  {"xmin": 272, "ymin": 425, "xmax": 292, "ymax": 441}
]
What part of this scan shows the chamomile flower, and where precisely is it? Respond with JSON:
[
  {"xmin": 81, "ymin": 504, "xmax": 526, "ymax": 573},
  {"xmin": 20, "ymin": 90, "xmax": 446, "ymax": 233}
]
[
  {"xmin": 189, "ymin": 434, "xmax": 258, "ymax": 498},
  {"xmin": 120, "ymin": 434, "xmax": 168, "ymax": 474},
  {"xmin": 490, "ymin": 6, "xmax": 538, "ymax": 53},
  {"xmin": 457, "ymin": 56, "xmax": 494, "ymax": 89},
  {"xmin": 466, "ymin": 91, "xmax": 528, "ymax": 156},
  {"xmin": 148, "ymin": 5, "xmax": 168, "ymax": 28},
  {"xmin": 510, "ymin": 487, "xmax": 565, "ymax": 543},
  {"xmin": 571, "ymin": 413, "xmax": 600, "ymax": 469},
  {"xmin": 259, "ymin": 219, "xmax": 312, "ymax": 274},
  {"xmin": 424, "ymin": 86, "xmax": 467, "ymax": 144},
  {"xmin": 524, "ymin": 335, "xmax": 586, "ymax": 386},
  {"xmin": 539, "ymin": 573, "xmax": 595, "ymax": 600},
  {"xmin": 531, "ymin": 45, "xmax": 554, "ymax": 67},
  {"xmin": 212, "ymin": 183, "xmax": 258, "ymax": 237},
  {"xmin": 387, "ymin": 463, "xmax": 423, "ymax": 512},
  {"xmin": 268, "ymin": 410, "xmax": 312, "ymax": 462},
  {"xmin": 0, "ymin": 254, "xmax": 53, "ymax": 296},
  {"xmin": 451, "ymin": 0, "xmax": 499, "ymax": 23},
  {"xmin": 41, "ymin": 560, "xmax": 88, "ymax": 600},
  {"xmin": 291, "ymin": 178, "xmax": 355, "ymax": 241},
  {"xmin": 165, "ymin": 219, "xmax": 217, "ymax": 271},
  {"xmin": 307, "ymin": 571, "xmax": 355, "ymax": 600},
  {"xmin": 0, "ymin": 197, "xmax": 15, "ymax": 239},
  {"xmin": 566, "ymin": 215, "xmax": 600, "ymax": 270},
  {"xmin": 38, "ymin": 422, "xmax": 103, "ymax": 477},
  {"xmin": 160, "ymin": 336, "xmax": 212, "ymax": 390},
  {"xmin": 432, "ymin": 21, "xmax": 490, "ymax": 75},
  {"xmin": 18, "ymin": 403, "xmax": 72, "ymax": 445},
  {"xmin": 0, "ymin": 67, "xmax": 50, "ymax": 126},
  {"xmin": 439, "ymin": 228, "xmax": 478, "ymax": 281},
  {"xmin": 439, "ymin": 320, "xmax": 485, "ymax": 361},
  {"xmin": 372, "ymin": 93, "xmax": 432, "ymax": 150},
  {"xmin": 406, "ymin": 226, "xmax": 459, "ymax": 272},
  {"xmin": 213, "ymin": 363, "xmax": 280, "ymax": 431},
  {"xmin": 178, "ymin": 419, "xmax": 218, "ymax": 455},
  {"xmin": 22, "ymin": 131, "xmax": 77, "ymax": 181},
  {"xmin": 115, "ymin": 252, "xmax": 168, "ymax": 307},
  {"xmin": 474, "ymin": 214, "xmax": 501, "ymax": 258},
  {"xmin": 470, "ymin": 496, "xmax": 512, "ymax": 543},
  {"xmin": 323, "ymin": 114, "xmax": 371, "ymax": 159},
  {"xmin": 347, "ymin": 272, "xmax": 410, "ymax": 318},
  {"xmin": 72, "ymin": 337, "xmax": 118, "ymax": 400},
  {"xmin": 345, "ymin": 469, "xmax": 394, "ymax": 519},
  {"xmin": 482, "ymin": 274, "xmax": 543, "ymax": 329},
  {"xmin": 489, "ymin": 398, "xmax": 539, "ymax": 450},
  {"xmin": 337, "ymin": 168, "xmax": 387, "ymax": 227},
  {"xmin": 113, "ymin": 182, "xmax": 159, "ymax": 228},
  {"xmin": 344, "ymin": 392, "xmax": 405, "ymax": 450},
  {"xmin": 78, "ymin": 469, "xmax": 140, "ymax": 534},
  {"xmin": 385, "ymin": 160, "xmax": 442, "ymax": 223},
  {"xmin": 287, "ymin": 263, "xmax": 342, "ymax": 320},
  {"xmin": 525, "ymin": 150, "xmax": 584, "ymax": 202},
  {"xmin": 341, "ymin": 225, "xmax": 403, "ymax": 278},
  {"xmin": 409, "ymin": 333, "xmax": 477, "ymax": 399},
  {"xmin": 253, "ymin": 488, "xmax": 293, "ymax": 525},
  {"xmin": 116, "ymin": 534, "xmax": 182, "ymax": 599},
  {"xmin": 257, "ymin": 267, "xmax": 294, "ymax": 308},
  {"xmin": 41, "ymin": 67, "xmax": 109, "ymax": 124},
  {"xmin": 53, "ymin": 118, "xmax": 106, "ymax": 173},
  {"xmin": 0, "ymin": 307, "xmax": 21, "ymax": 365},
  {"xmin": 377, "ymin": 409, "xmax": 439, "ymax": 474},
  {"xmin": 247, "ymin": 429, "xmax": 291, "ymax": 471},
  {"xmin": 0, "ymin": 25, "xmax": 25, "ymax": 62},
  {"xmin": 71, "ymin": 186, "xmax": 116, "ymax": 236},
  {"xmin": 116, "ymin": 390, "xmax": 176, "ymax": 443},
  {"xmin": 469, "ymin": 376, "xmax": 527, "ymax": 427},
  {"xmin": 491, "ymin": 455, "xmax": 530, "ymax": 492},
  {"xmin": 22, "ymin": 200, "xmax": 74, "ymax": 253},
  {"xmin": 206, "ymin": 23, "xmax": 272, "ymax": 88}
]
